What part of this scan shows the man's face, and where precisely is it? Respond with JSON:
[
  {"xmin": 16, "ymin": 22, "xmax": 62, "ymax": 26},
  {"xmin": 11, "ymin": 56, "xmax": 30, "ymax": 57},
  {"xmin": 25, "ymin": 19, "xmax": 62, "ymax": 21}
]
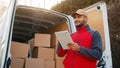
[{"xmin": 73, "ymin": 14, "xmax": 87, "ymax": 27}]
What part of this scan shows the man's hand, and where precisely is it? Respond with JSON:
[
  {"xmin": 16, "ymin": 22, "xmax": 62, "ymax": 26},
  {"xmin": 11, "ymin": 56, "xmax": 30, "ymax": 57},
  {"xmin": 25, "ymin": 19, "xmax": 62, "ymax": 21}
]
[{"xmin": 67, "ymin": 42, "xmax": 80, "ymax": 51}]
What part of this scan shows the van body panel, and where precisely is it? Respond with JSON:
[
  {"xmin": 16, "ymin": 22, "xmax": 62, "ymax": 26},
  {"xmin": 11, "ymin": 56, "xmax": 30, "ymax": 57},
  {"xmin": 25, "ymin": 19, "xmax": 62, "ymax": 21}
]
[
  {"xmin": 0, "ymin": 1, "xmax": 112, "ymax": 68},
  {"xmin": 0, "ymin": 0, "xmax": 16, "ymax": 68},
  {"xmin": 84, "ymin": 1, "xmax": 112, "ymax": 68}
]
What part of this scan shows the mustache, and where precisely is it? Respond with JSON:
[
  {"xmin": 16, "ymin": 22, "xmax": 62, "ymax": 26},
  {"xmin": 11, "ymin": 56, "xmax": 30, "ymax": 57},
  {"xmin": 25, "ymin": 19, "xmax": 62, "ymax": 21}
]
[
  {"xmin": 75, "ymin": 18, "xmax": 84, "ymax": 23},
  {"xmin": 75, "ymin": 20, "xmax": 81, "ymax": 23}
]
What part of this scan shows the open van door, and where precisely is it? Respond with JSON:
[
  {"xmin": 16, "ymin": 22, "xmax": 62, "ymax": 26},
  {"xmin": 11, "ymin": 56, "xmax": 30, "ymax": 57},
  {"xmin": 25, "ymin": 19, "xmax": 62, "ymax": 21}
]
[
  {"xmin": 0, "ymin": 0, "xmax": 16, "ymax": 68},
  {"xmin": 83, "ymin": 1, "xmax": 112, "ymax": 68}
]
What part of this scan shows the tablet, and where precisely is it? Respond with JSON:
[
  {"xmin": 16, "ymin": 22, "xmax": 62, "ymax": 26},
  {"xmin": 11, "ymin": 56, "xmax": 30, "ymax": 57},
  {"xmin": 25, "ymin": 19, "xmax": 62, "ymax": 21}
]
[{"xmin": 55, "ymin": 31, "xmax": 73, "ymax": 50}]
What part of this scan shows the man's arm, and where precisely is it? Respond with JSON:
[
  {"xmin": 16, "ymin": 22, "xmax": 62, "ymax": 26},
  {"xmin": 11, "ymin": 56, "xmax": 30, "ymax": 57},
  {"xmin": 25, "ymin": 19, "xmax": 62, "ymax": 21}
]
[
  {"xmin": 56, "ymin": 43, "xmax": 67, "ymax": 57},
  {"xmin": 67, "ymin": 31, "xmax": 102, "ymax": 60},
  {"xmin": 79, "ymin": 31, "xmax": 102, "ymax": 60}
]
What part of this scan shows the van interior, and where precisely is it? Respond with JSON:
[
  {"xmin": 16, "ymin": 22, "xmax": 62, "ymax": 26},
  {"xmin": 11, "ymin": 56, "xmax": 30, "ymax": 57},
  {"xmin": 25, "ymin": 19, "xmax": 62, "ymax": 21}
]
[
  {"xmin": 12, "ymin": 6, "xmax": 69, "ymax": 43},
  {"xmin": 10, "ymin": 5, "xmax": 69, "ymax": 68}
]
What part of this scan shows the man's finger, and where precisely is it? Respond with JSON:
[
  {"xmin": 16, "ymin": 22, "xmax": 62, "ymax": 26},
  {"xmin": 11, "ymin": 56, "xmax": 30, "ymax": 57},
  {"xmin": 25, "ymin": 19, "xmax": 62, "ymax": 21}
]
[
  {"xmin": 68, "ymin": 42, "xmax": 74, "ymax": 45},
  {"xmin": 67, "ymin": 44, "xmax": 72, "ymax": 48}
]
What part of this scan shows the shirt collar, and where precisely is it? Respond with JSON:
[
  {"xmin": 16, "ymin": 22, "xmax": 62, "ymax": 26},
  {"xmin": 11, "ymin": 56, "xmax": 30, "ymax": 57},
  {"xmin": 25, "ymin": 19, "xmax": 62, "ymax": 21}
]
[{"xmin": 76, "ymin": 24, "xmax": 90, "ymax": 32}]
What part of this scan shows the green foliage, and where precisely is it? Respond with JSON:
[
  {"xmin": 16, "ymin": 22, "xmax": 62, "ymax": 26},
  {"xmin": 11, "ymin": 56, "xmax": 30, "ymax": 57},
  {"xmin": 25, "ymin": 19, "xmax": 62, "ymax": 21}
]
[
  {"xmin": 51, "ymin": 0, "xmax": 99, "ymax": 14},
  {"xmin": 107, "ymin": 2, "xmax": 120, "ymax": 68},
  {"xmin": 51, "ymin": 0, "xmax": 118, "ymax": 14}
]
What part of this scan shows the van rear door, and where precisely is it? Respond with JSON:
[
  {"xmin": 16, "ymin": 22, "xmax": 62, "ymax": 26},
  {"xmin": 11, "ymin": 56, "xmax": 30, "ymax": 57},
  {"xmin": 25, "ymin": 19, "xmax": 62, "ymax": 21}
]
[
  {"xmin": 83, "ymin": 1, "xmax": 112, "ymax": 68},
  {"xmin": 0, "ymin": 0, "xmax": 16, "ymax": 68}
]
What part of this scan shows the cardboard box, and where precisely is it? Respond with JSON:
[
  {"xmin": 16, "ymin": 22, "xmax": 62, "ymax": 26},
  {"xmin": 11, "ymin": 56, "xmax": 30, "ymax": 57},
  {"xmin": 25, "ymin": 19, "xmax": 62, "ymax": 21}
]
[
  {"xmin": 28, "ymin": 38, "xmax": 34, "ymax": 46},
  {"xmin": 25, "ymin": 58, "xmax": 55, "ymax": 68},
  {"xmin": 34, "ymin": 34, "xmax": 51, "ymax": 47},
  {"xmin": 44, "ymin": 60, "xmax": 55, "ymax": 68},
  {"xmin": 25, "ymin": 58, "xmax": 44, "ymax": 68},
  {"xmin": 56, "ymin": 59, "xmax": 64, "ymax": 68},
  {"xmin": 11, "ymin": 58, "xmax": 25, "ymax": 68},
  {"xmin": 11, "ymin": 41, "xmax": 29, "ymax": 58},
  {"xmin": 29, "ymin": 34, "xmax": 58, "ymax": 48},
  {"xmin": 32, "ymin": 47, "xmax": 55, "ymax": 60},
  {"xmin": 51, "ymin": 33, "xmax": 58, "ymax": 47}
]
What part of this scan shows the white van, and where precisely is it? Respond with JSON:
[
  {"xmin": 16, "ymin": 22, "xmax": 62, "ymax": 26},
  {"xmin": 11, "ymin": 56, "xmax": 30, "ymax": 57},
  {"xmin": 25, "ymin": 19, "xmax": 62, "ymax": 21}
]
[{"xmin": 0, "ymin": 0, "xmax": 112, "ymax": 68}]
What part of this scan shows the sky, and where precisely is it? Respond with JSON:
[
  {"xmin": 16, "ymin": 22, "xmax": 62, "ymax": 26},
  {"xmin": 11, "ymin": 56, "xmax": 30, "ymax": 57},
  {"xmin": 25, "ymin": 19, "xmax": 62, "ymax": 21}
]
[{"xmin": 17, "ymin": 0, "xmax": 64, "ymax": 9}]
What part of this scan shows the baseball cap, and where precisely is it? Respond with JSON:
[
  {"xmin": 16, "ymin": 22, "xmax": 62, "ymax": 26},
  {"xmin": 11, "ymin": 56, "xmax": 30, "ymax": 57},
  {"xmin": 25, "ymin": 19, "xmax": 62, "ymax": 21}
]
[{"xmin": 71, "ymin": 9, "xmax": 88, "ymax": 17}]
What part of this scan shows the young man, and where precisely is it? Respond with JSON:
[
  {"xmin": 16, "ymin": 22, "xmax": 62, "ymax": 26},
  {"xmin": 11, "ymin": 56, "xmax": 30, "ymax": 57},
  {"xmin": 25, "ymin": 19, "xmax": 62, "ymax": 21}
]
[{"xmin": 57, "ymin": 9, "xmax": 102, "ymax": 68}]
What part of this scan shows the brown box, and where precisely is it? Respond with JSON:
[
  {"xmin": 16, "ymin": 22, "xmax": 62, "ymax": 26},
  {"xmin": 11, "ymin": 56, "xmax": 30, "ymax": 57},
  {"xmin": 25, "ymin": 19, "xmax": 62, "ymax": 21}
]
[
  {"xmin": 11, "ymin": 41, "xmax": 29, "ymax": 58},
  {"xmin": 25, "ymin": 58, "xmax": 44, "ymax": 68},
  {"xmin": 32, "ymin": 47, "xmax": 55, "ymax": 60},
  {"xmin": 34, "ymin": 34, "xmax": 51, "ymax": 47},
  {"xmin": 44, "ymin": 60, "xmax": 55, "ymax": 68},
  {"xmin": 11, "ymin": 58, "xmax": 25, "ymax": 68},
  {"xmin": 28, "ymin": 38, "xmax": 34, "ymax": 46},
  {"xmin": 51, "ymin": 33, "xmax": 58, "ymax": 47},
  {"xmin": 56, "ymin": 59, "xmax": 64, "ymax": 68},
  {"xmin": 29, "ymin": 34, "xmax": 58, "ymax": 48}
]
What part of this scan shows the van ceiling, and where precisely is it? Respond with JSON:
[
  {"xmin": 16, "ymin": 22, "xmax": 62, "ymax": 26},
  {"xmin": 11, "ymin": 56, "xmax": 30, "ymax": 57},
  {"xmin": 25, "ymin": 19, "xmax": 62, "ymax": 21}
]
[{"xmin": 12, "ymin": 6, "xmax": 67, "ymax": 43}]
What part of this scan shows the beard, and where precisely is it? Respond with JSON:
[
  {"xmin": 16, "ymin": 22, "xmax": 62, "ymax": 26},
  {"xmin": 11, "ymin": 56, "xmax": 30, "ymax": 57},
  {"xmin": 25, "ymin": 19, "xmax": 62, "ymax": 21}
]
[
  {"xmin": 75, "ymin": 22, "xmax": 85, "ymax": 27},
  {"xmin": 75, "ymin": 18, "xmax": 86, "ymax": 28}
]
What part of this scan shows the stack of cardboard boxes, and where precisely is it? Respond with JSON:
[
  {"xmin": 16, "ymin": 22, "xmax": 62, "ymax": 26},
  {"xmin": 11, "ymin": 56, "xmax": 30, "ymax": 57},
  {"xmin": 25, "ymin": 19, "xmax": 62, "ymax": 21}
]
[
  {"xmin": 10, "ymin": 33, "xmax": 66, "ymax": 68},
  {"xmin": 53, "ymin": 34, "xmax": 65, "ymax": 68},
  {"xmin": 28, "ymin": 33, "xmax": 55, "ymax": 68},
  {"xmin": 10, "ymin": 42, "xmax": 29, "ymax": 68}
]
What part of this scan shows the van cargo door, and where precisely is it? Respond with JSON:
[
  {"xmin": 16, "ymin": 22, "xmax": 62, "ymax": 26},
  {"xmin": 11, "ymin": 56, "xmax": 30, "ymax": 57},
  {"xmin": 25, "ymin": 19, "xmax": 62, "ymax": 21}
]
[{"xmin": 0, "ymin": 0, "xmax": 16, "ymax": 68}]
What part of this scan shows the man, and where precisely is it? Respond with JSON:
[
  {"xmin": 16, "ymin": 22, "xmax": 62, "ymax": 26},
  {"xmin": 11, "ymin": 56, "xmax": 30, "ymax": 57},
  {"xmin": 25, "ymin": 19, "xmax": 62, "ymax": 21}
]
[{"xmin": 57, "ymin": 9, "xmax": 102, "ymax": 68}]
